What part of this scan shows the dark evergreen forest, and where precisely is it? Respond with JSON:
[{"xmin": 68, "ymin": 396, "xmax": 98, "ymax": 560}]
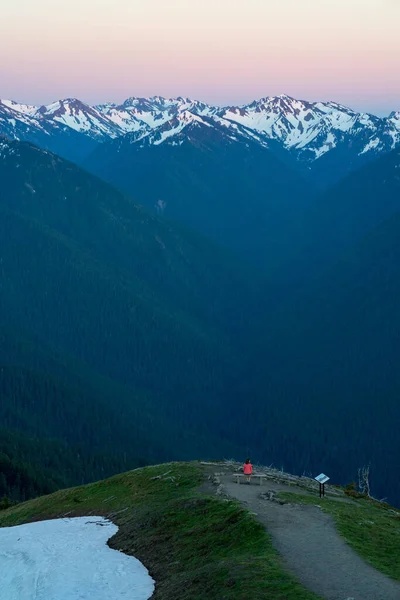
[{"xmin": 1, "ymin": 139, "xmax": 400, "ymax": 506}]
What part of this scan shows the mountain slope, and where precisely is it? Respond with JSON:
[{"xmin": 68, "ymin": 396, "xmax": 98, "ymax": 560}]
[
  {"xmin": 280, "ymin": 146, "xmax": 400, "ymax": 287},
  {"xmin": 0, "ymin": 138, "xmax": 254, "ymax": 336},
  {"xmin": 3, "ymin": 139, "xmax": 400, "ymax": 508},
  {"xmin": 85, "ymin": 112, "xmax": 315, "ymax": 266},
  {"xmin": 0, "ymin": 139, "xmax": 258, "ymax": 498},
  {"xmin": 245, "ymin": 198, "xmax": 400, "ymax": 505},
  {"xmin": 220, "ymin": 95, "xmax": 400, "ymax": 184},
  {"xmin": 0, "ymin": 100, "xmax": 99, "ymax": 162},
  {"xmin": 199, "ymin": 148, "xmax": 400, "ymax": 506}
]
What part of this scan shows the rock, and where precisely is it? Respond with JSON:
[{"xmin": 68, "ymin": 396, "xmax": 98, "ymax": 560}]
[
  {"xmin": 260, "ymin": 490, "xmax": 281, "ymax": 503},
  {"xmin": 216, "ymin": 484, "xmax": 224, "ymax": 496}
]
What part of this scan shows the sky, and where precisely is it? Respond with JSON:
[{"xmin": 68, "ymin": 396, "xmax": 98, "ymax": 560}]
[{"xmin": 1, "ymin": 0, "xmax": 399, "ymax": 115}]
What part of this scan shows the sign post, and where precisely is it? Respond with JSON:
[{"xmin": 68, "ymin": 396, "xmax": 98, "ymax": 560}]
[{"xmin": 315, "ymin": 473, "xmax": 330, "ymax": 498}]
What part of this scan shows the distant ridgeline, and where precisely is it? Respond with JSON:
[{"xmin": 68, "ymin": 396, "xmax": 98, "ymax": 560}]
[
  {"xmin": 0, "ymin": 132, "xmax": 400, "ymax": 505},
  {"xmin": 1, "ymin": 94, "xmax": 400, "ymax": 186}
]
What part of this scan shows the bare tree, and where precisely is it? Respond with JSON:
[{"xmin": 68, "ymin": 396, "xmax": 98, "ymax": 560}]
[{"xmin": 358, "ymin": 465, "xmax": 371, "ymax": 497}]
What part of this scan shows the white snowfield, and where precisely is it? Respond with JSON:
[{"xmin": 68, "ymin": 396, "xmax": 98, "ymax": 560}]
[{"xmin": 0, "ymin": 517, "xmax": 155, "ymax": 600}]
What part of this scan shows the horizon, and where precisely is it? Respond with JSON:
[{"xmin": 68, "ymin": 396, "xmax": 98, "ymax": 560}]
[
  {"xmin": 1, "ymin": 0, "xmax": 399, "ymax": 117},
  {"xmin": 2, "ymin": 92, "xmax": 399, "ymax": 119}
]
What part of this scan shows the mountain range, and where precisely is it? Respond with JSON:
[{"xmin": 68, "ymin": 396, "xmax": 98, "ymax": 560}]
[
  {"xmin": 2, "ymin": 93, "xmax": 400, "ymax": 506},
  {"xmin": 1, "ymin": 94, "xmax": 399, "ymax": 185}
]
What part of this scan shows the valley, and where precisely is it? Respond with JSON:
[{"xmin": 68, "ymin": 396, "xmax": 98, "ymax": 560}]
[
  {"xmin": 2, "ymin": 2, "xmax": 400, "ymax": 597},
  {"xmin": 1, "ymin": 97, "xmax": 400, "ymax": 509}
]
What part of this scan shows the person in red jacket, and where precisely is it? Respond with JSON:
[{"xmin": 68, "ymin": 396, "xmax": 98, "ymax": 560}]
[{"xmin": 243, "ymin": 458, "xmax": 253, "ymax": 484}]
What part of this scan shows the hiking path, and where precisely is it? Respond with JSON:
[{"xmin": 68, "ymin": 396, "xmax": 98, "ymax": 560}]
[{"xmin": 204, "ymin": 464, "xmax": 400, "ymax": 600}]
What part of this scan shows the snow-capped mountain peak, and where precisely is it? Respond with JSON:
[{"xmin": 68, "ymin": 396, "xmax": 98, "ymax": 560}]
[
  {"xmin": 0, "ymin": 99, "xmax": 38, "ymax": 117},
  {"xmin": 33, "ymin": 98, "xmax": 122, "ymax": 139},
  {"xmin": 132, "ymin": 111, "xmax": 213, "ymax": 147},
  {"xmin": 0, "ymin": 94, "xmax": 399, "ymax": 182},
  {"xmin": 124, "ymin": 109, "xmax": 271, "ymax": 151},
  {"xmin": 219, "ymin": 95, "xmax": 400, "ymax": 161},
  {"xmin": 389, "ymin": 111, "xmax": 400, "ymax": 127}
]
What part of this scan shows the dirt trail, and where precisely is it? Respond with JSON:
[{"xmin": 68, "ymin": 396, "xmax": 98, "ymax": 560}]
[{"xmin": 219, "ymin": 472, "xmax": 400, "ymax": 600}]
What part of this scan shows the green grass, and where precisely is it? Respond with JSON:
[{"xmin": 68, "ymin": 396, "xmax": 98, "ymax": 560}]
[
  {"xmin": 0, "ymin": 462, "xmax": 321, "ymax": 600},
  {"xmin": 280, "ymin": 491, "xmax": 400, "ymax": 581}
]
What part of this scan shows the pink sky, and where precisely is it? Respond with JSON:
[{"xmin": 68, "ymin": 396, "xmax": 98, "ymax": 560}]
[{"xmin": 1, "ymin": 0, "xmax": 399, "ymax": 115}]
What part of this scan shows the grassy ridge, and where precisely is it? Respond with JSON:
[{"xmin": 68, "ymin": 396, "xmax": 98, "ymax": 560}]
[
  {"xmin": 280, "ymin": 492, "xmax": 400, "ymax": 582},
  {"xmin": 0, "ymin": 462, "xmax": 320, "ymax": 600}
]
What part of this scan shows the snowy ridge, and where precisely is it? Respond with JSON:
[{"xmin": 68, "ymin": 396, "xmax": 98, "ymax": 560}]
[
  {"xmin": 220, "ymin": 94, "xmax": 400, "ymax": 160},
  {"xmin": 140, "ymin": 110, "xmax": 213, "ymax": 146},
  {"xmin": 1, "ymin": 94, "xmax": 399, "ymax": 164},
  {"xmin": 1, "ymin": 99, "xmax": 38, "ymax": 117},
  {"xmin": 98, "ymin": 96, "xmax": 217, "ymax": 133},
  {"xmin": 35, "ymin": 98, "xmax": 124, "ymax": 139},
  {"xmin": 0, "ymin": 100, "xmax": 49, "ymax": 135},
  {"xmin": 130, "ymin": 110, "xmax": 271, "ymax": 148}
]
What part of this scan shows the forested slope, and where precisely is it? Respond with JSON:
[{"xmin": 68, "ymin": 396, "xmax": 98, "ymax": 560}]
[
  {"xmin": 244, "ymin": 208, "xmax": 400, "ymax": 505},
  {"xmin": 0, "ymin": 140, "xmax": 254, "ymax": 499},
  {"xmin": 280, "ymin": 146, "xmax": 400, "ymax": 288},
  {"xmin": 2, "ymin": 139, "xmax": 400, "ymax": 506},
  {"xmin": 85, "ymin": 121, "xmax": 315, "ymax": 267}
]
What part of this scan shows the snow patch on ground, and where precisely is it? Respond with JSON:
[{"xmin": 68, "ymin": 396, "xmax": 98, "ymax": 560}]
[{"xmin": 0, "ymin": 517, "xmax": 155, "ymax": 600}]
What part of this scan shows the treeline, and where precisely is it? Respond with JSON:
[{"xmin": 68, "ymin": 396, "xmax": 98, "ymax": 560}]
[
  {"xmin": 0, "ymin": 365, "xmax": 148, "ymax": 501},
  {"xmin": 0, "ymin": 358, "xmax": 240, "ymax": 502},
  {"xmin": 0, "ymin": 426, "xmax": 149, "ymax": 503}
]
